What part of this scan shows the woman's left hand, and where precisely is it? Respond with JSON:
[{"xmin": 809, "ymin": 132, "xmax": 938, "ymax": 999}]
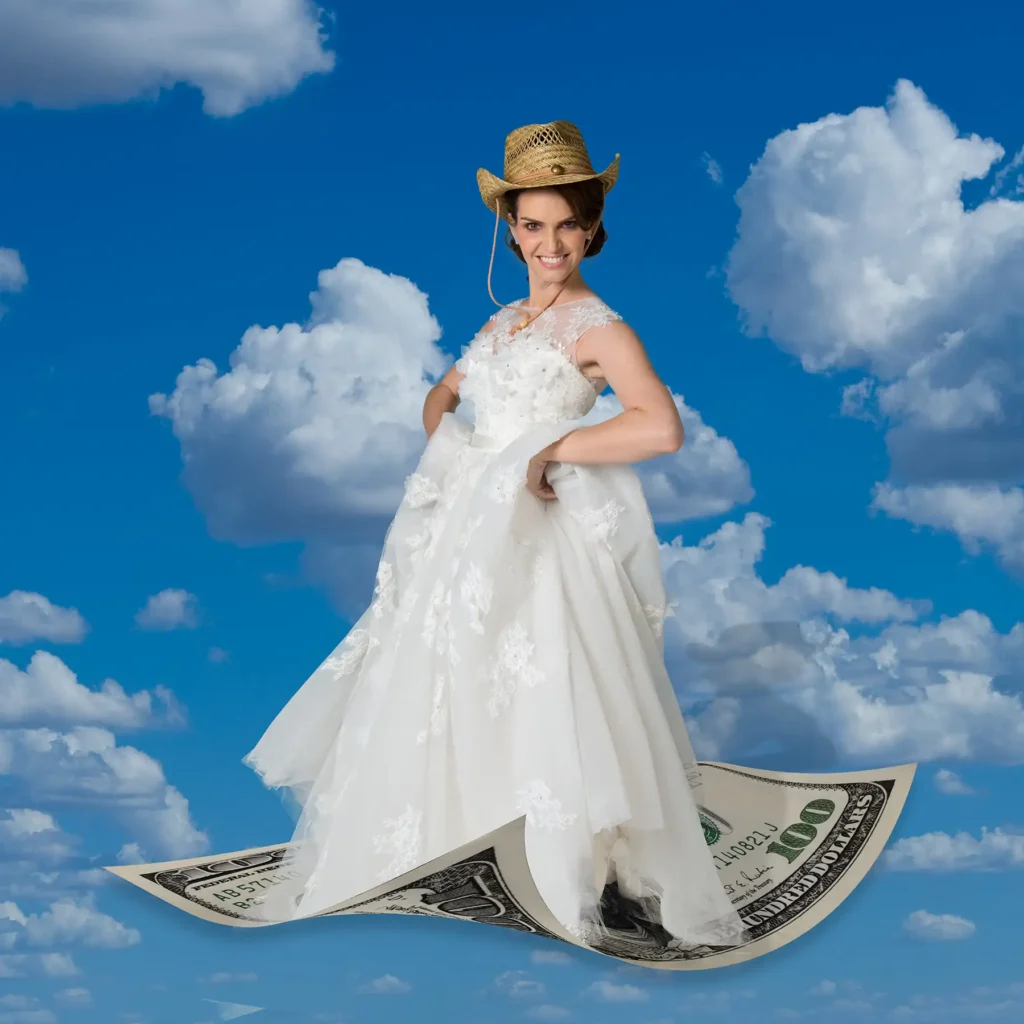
[{"xmin": 526, "ymin": 446, "xmax": 558, "ymax": 501}]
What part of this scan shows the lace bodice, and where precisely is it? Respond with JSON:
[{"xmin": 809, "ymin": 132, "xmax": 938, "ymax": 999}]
[{"xmin": 454, "ymin": 296, "xmax": 622, "ymax": 447}]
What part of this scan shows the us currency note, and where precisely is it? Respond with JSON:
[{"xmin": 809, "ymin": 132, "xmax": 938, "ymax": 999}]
[{"xmin": 106, "ymin": 760, "xmax": 914, "ymax": 970}]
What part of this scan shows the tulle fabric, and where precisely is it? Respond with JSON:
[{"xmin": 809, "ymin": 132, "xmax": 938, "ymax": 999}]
[{"xmin": 244, "ymin": 409, "xmax": 747, "ymax": 946}]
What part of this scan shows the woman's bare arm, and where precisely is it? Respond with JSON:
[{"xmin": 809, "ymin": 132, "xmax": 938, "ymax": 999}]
[{"xmin": 545, "ymin": 320, "xmax": 684, "ymax": 464}]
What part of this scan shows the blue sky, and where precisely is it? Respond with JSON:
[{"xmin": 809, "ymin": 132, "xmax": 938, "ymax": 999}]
[{"xmin": 2, "ymin": 1, "xmax": 1023, "ymax": 1022}]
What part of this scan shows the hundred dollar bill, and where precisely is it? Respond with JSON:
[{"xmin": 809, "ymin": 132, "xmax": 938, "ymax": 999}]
[{"xmin": 106, "ymin": 760, "xmax": 914, "ymax": 970}]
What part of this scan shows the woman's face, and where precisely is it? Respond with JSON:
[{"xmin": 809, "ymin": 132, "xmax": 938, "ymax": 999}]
[{"xmin": 509, "ymin": 189, "xmax": 590, "ymax": 283}]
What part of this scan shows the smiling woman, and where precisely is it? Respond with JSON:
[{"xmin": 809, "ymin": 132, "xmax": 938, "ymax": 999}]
[
  {"xmin": 244, "ymin": 121, "xmax": 748, "ymax": 954},
  {"xmin": 504, "ymin": 177, "xmax": 608, "ymax": 266}
]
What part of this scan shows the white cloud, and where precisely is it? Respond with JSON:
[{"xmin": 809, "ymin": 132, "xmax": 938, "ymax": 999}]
[
  {"xmin": 702, "ymin": 152, "xmax": 724, "ymax": 185},
  {"xmin": 53, "ymin": 988, "xmax": 90, "ymax": 1007},
  {"xmin": 583, "ymin": 980, "xmax": 649, "ymax": 1003},
  {"xmin": 529, "ymin": 949, "xmax": 574, "ymax": 966},
  {"xmin": 0, "ymin": 0, "xmax": 334, "ymax": 117},
  {"xmin": 934, "ymin": 768, "xmax": 974, "ymax": 795},
  {"xmin": 0, "ymin": 810, "xmax": 76, "ymax": 866},
  {"xmin": 810, "ymin": 980, "xmax": 838, "ymax": 995},
  {"xmin": 0, "ymin": 1008, "xmax": 57, "ymax": 1024},
  {"xmin": 525, "ymin": 1007, "xmax": 571, "ymax": 1021},
  {"xmin": 493, "ymin": 970, "xmax": 545, "ymax": 998},
  {"xmin": 357, "ymin": 974, "xmax": 411, "ymax": 994},
  {"xmin": 201, "ymin": 1000, "xmax": 264, "ymax": 1020},
  {"xmin": 884, "ymin": 827, "xmax": 1024, "ymax": 871},
  {"xmin": 902, "ymin": 909, "xmax": 975, "ymax": 941},
  {"xmin": 0, "ymin": 592, "xmax": 87, "ymax": 646},
  {"xmin": 0, "ymin": 727, "xmax": 207, "ymax": 858},
  {"xmin": 0, "ymin": 651, "xmax": 182, "ymax": 729},
  {"xmin": 40, "ymin": 952, "xmax": 77, "ymax": 975},
  {"xmin": 659, "ymin": 513, "xmax": 1024, "ymax": 767},
  {"xmin": 134, "ymin": 589, "xmax": 199, "ymax": 631},
  {"xmin": 871, "ymin": 483, "xmax": 1024, "ymax": 569},
  {"xmin": 3, "ymin": 897, "xmax": 139, "ymax": 949},
  {"xmin": 150, "ymin": 258, "xmax": 446, "ymax": 550},
  {"xmin": 725, "ymin": 78, "xmax": 1024, "ymax": 572},
  {"xmin": 0, "ymin": 249, "xmax": 26, "ymax": 293}
]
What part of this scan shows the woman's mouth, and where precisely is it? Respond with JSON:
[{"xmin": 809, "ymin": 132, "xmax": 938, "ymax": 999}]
[{"xmin": 538, "ymin": 255, "xmax": 568, "ymax": 267}]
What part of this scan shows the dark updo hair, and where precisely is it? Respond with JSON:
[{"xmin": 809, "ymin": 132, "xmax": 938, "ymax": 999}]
[{"xmin": 500, "ymin": 177, "xmax": 609, "ymax": 264}]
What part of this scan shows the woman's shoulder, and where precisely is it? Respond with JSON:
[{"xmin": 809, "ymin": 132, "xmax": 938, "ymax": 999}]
[{"xmin": 567, "ymin": 293, "xmax": 624, "ymax": 331}]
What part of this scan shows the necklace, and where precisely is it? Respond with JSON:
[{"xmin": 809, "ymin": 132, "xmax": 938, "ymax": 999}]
[{"xmin": 508, "ymin": 282, "xmax": 570, "ymax": 336}]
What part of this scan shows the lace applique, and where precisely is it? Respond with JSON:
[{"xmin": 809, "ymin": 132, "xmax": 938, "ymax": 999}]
[
  {"xmin": 565, "ymin": 301, "xmax": 622, "ymax": 352},
  {"xmin": 321, "ymin": 628, "xmax": 378, "ymax": 679},
  {"xmin": 641, "ymin": 598, "xmax": 678, "ymax": 639},
  {"xmin": 416, "ymin": 668, "xmax": 449, "ymax": 744},
  {"xmin": 514, "ymin": 779, "xmax": 578, "ymax": 830},
  {"xmin": 370, "ymin": 560, "xmax": 396, "ymax": 619},
  {"xmin": 486, "ymin": 464, "xmax": 522, "ymax": 504},
  {"xmin": 569, "ymin": 499, "xmax": 627, "ymax": 545},
  {"xmin": 393, "ymin": 581, "xmax": 420, "ymax": 627},
  {"xmin": 515, "ymin": 537, "xmax": 546, "ymax": 584},
  {"xmin": 487, "ymin": 621, "xmax": 545, "ymax": 717},
  {"xmin": 402, "ymin": 472, "xmax": 441, "ymax": 509},
  {"xmin": 421, "ymin": 578, "xmax": 453, "ymax": 656},
  {"xmin": 459, "ymin": 562, "xmax": 493, "ymax": 635},
  {"xmin": 372, "ymin": 805, "xmax": 422, "ymax": 880}
]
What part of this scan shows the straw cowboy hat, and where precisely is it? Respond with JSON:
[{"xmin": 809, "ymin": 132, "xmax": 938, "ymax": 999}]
[{"xmin": 477, "ymin": 120, "xmax": 620, "ymax": 213}]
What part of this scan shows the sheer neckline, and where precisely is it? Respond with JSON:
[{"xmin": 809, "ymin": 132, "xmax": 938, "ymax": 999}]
[{"xmin": 515, "ymin": 295, "xmax": 602, "ymax": 311}]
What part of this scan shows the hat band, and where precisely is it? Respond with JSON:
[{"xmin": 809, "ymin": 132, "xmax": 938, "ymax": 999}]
[{"xmin": 505, "ymin": 163, "xmax": 596, "ymax": 185}]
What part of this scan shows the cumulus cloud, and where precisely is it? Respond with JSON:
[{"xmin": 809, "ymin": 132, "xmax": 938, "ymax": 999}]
[
  {"xmin": 934, "ymin": 768, "xmax": 974, "ymax": 795},
  {"xmin": 0, "ymin": 592, "xmax": 86, "ymax": 646},
  {"xmin": 133, "ymin": 589, "xmax": 199, "ymax": 631},
  {"xmin": 201, "ymin": 999, "xmax": 265, "ymax": 1020},
  {"xmin": 884, "ymin": 827, "xmax": 1024, "ymax": 871},
  {"xmin": 726, "ymin": 78, "xmax": 1024, "ymax": 572},
  {"xmin": 152, "ymin": 258, "xmax": 753, "ymax": 611},
  {"xmin": 357, "ymin": 974, "xmax": 411, "ymax": 994},
  {"xmin": 529, "ymin": 949, "xmax": 574, "ymax": 966},
  {"xmin": 0, "ymin": 0, "xmax": 334, "ymax": 117},
  {"xmin": 150, "ymin": 259, "xmax": 447, "ymax": 549},
  {"xmin": 0, "ymin": 249, "xmax": 27, "ymax": 293},
  {"xmin": 0, "ymin": 651, "xmax": 182, "ymax": 729},
  {"xmin": 53, "ymin": 988, "xmax": 91, "ymax": 1007},
  {"xmin": 0, "ymin": 639, "xmax": 201, "ymax": 968},
  {"xmin": 0, "ymin": 810, "xmax": 76, "ymax": 867},
  {"xmin": 0, "ymin": 952, "xmax": 78, "ymax": 978},
  {"xmin": 492, "ymin": 970, "xmax": 545, "ymax": 998},
  {"xmin": 2, "ymin": 897, "xmax": 140, "ymax": 949},
  {"xmin": 702, "ymin": 152, "xmax": 724, "ymax": 185},
  {"xmin": 525, "ymin": 1007, "xmax": 571, "ymax": 1021},
  {"xmin": 902, "ymin": 909, "xmax": 975, "ymax": 941},
  {"xmin": 0, "ymin": 727, "xmax": 207, "ymax": 859},
  {"xmin": 583, "ymin": 979, "xmax": 649, "ymax": 1003},
  {"xmin": 660, "ymin": 513, "xmax": 1024, "ymax": 768}
]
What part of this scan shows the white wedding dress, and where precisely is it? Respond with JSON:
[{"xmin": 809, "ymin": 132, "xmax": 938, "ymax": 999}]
[{"xmin": 244, "ymin": 295, "xmax": 746, "ymax": 946}]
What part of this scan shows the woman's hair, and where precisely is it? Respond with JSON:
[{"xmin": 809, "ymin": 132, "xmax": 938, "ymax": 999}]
[{"xmin": 500, "ymin": 178, "xmax": 608, "ymax": 264}]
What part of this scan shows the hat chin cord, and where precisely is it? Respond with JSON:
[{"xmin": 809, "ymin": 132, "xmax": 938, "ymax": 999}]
[{"xmin": 486, "ymin": 199, "xmax": 603, "ymax": 335}]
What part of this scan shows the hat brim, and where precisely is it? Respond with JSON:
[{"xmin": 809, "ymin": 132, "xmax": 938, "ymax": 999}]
[{"xmin": 476, "ymin": 154, "xmax": 620, "ymax": 213}]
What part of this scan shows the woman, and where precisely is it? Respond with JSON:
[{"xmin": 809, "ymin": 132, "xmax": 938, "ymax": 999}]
[{"xmin": 244, "ymin": 121, "xmax": 746, "ymax": 947}]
